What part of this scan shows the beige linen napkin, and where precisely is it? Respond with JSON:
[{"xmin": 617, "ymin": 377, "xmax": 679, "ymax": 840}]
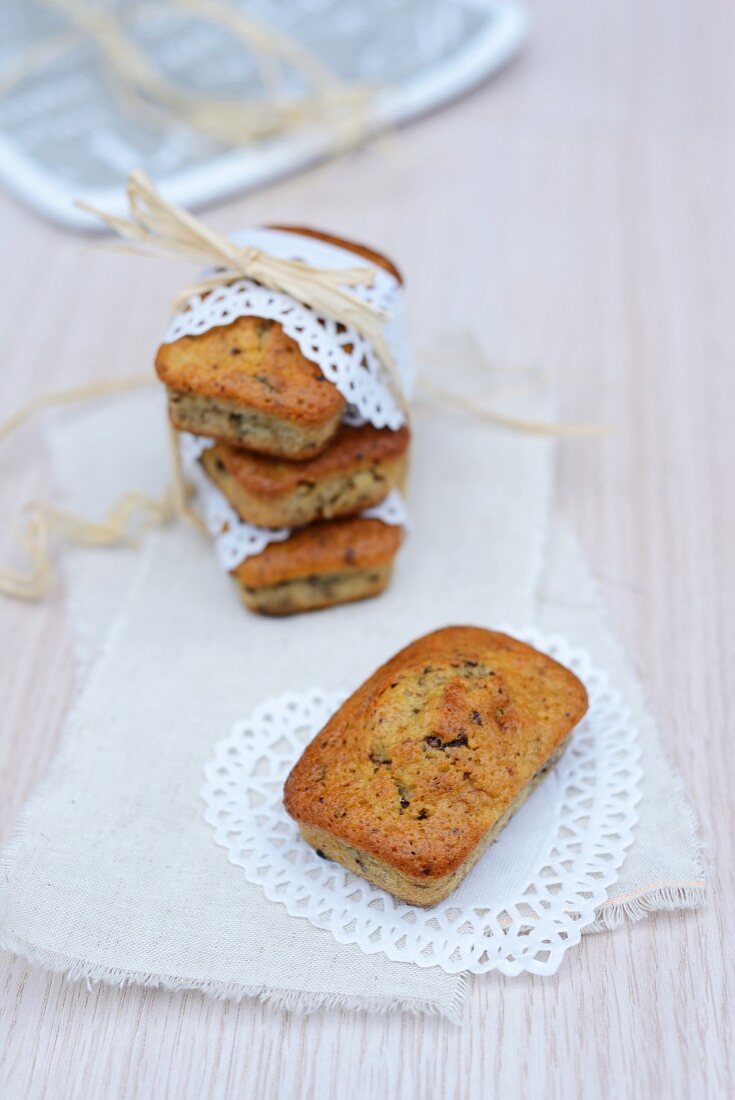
[
  {"xmin": 537, "ymin": 523, "xmax": 704, "ymax": 927},
  {"xmin": 0, "ymin": 389, "xmax": 703, "ymax": 1019},
  {"xmin": 0, "ymin": 387, "xmax": 553, "ymax": 1021}
]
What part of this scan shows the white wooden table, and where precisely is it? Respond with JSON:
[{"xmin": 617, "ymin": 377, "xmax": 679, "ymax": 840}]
[{"xmin": 1, "ymin": 2, "xmax": 732, "ymax": 1096}]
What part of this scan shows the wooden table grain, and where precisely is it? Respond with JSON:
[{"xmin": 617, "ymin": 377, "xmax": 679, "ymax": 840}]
[{"xmin": 1, "ymin": 1, "xmax": 732, "ymax": 1096}]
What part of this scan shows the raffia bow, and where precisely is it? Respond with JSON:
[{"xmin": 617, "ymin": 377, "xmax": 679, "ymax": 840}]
[{"xmin": 76, "ymin": 170, "xmax": 406, "ymax": 412}]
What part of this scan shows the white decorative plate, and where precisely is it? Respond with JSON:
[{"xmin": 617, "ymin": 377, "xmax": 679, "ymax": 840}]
[
  {"xmin": 202, "ymin": 627, "xmax": 642, "ymax": 976},
  {"xmin": 0, "ymin": 0, "xmax": 527, "ymax": 228}
]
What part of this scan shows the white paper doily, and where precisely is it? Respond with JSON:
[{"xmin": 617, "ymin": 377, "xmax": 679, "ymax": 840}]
[
  {"xmin": 202, "ymin": 628, "xmax": 642, "ymax": 976},
  {"xmin": 179, "ymin": 431, "xmax": 409, "ymax": 571},
  {"xmin": 163, "ymin": 228, "xmax": 412, "ymax": 430}
]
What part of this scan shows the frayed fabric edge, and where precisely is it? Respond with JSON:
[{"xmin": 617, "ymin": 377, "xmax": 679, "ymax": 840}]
[
  {"xmin": 0, "ymin": 878, "xmax": 706, "ymax": 1017},
  {"xmin": 586, "ymin": 884, "xmax": 706, "ymax": 933},
  {"xmin": 587, "ymin": 760, "xmax": 707, "ymax": 933},
  {"xmin": 0, "ymin": 932, "xmax": 466, "ymax": 1024}
]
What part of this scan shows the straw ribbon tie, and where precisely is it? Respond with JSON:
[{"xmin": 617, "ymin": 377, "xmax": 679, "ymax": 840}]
[{"xmin": 77, "ymin": 171, "xmax": 406, "ymax": 412}]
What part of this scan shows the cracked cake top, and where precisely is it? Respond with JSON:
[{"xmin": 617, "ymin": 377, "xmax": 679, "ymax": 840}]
[{"xmin": 284, "ymin": 627, "xmax": 588, "ymax": 881}]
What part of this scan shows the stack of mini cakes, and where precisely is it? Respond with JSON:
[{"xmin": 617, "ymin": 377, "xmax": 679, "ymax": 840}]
[{"xmin": 155, "ymin": 228, "xmax": 411, "ymax": 616}]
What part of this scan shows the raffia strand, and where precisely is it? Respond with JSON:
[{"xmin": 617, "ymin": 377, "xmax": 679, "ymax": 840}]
[
  {"xmin": 418, "ymin": 378, "xmax": 607, "ymax": 438},
  {"xmin": 27, "ymin": 0, "xmax": 369, "ymax": 149},
  {"xmin": 0, "ymin": 375, "xmax": 152, "ymax": 444},
  {"xmin": 0, "ymin": 491, "xmax": 176, "ymax": 600},
  {"xmin": 0, "ymin": 375, "xmax": 182, "ymax": 601}
]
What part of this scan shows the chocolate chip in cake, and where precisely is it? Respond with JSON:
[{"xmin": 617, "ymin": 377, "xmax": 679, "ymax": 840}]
[{"xmin": 444, "ymin": 731, "xmax": 469, "ymax": 749}]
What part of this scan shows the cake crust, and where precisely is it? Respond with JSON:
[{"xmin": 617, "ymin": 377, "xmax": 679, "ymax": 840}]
[
  {"xmin": 156, "ymin": 227, "xmax": 401, "ymax": 457},
  {"xmin": 284, "ymin": 627, "xmax": 588, "ymax": 904},
  {"xmin": 233, "ymin": 516, "xmax": 402, "ymax": 588},
  {"xmin": 158, "ymin": 316, "xmax": 346, "ymax": 426},
  {"xmin": 236, "ymin": 561, "xmax": 395, "ymax": 616},
  {"xmin": 201, "ymin": 424, "xmax": 410, "ymax": 528},
  {"xmin": 232, "ymin": 516, "xmax": 403, "ymax": 615}
]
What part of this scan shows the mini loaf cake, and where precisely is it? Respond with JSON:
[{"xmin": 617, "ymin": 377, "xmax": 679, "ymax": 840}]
[
  {"xmin": 156, "ymin": 229, "xmax": 402, "ymax": 459},
  {"xmin": 200, "ymin": 423, "xmax": 410, "ymax": 529},
  {"xmin": 284, "ymin": 627, "xmax": 588, "ymax": 905},
  {"xmin": 232, "ymin": 516, "xmax": 403, "ymax": 616}
]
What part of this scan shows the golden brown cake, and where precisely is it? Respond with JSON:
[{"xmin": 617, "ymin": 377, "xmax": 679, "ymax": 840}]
[
  {"xmin": 200, "ymin": 423, "xmax": 410, "ymax": 529},
  {"xmin": 156, "ymin": 229, "xmax": 402, "ymax": 459},
  {"xmin": 232, "ymin": 516, "xmax": 403, "ymax": 615},
  {"xmin": 284, "ymin": 627, "xmax": 589, "ymax": 905}
]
